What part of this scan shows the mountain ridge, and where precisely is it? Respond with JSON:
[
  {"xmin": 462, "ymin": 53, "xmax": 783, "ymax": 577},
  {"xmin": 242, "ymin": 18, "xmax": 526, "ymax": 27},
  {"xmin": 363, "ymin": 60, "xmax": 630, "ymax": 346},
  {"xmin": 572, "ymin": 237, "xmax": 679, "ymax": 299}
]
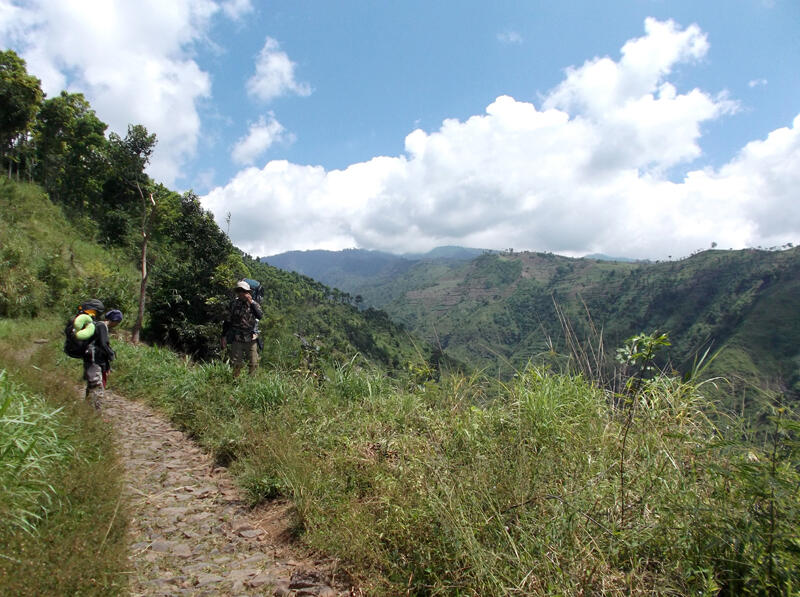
[{"xmin": 262, "ymin": 245, "xmax": 800, "ymax": 410}]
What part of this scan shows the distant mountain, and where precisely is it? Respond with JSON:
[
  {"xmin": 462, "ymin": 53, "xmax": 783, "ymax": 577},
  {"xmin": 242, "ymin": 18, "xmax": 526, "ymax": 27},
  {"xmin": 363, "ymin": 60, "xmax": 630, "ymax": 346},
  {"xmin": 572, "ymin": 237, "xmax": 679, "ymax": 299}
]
[
  {"xmin": 583, "ymin": 253, "xmax": 642, "ymax": 263},
  {"xmin": 403, "ymin": 246, "xmax": 490, "ymax": 261},
  {"xmin": 262, "ymin": 246, "xmax": 489, "ymax": 298},
  {"xmin": 268, "ymin": 246, "xmax": 800, "ymax": 413}
]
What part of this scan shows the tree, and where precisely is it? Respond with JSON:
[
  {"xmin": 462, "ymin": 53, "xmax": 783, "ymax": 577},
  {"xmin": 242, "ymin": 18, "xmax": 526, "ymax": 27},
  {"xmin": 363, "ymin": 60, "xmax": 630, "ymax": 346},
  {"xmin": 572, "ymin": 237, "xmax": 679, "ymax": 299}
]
[
  {"xmin": 34, "ymin": 92, "xmax": 108, "ymax": 208},
  {"xmin": 106, "ymin": 125, "xmax": 157, "ymax": 344},
  {"xmin": 146, "ymin": 192, "xmax": 237, "ymax": 357},
  {"xmin": 0, "ymin": 50, "xmax": 43, "ymax": 176}
]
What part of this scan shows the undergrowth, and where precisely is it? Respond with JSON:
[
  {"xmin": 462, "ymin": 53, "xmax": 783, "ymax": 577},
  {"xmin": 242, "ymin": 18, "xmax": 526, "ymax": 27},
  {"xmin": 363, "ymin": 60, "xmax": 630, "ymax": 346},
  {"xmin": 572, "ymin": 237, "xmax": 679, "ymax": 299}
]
[
  {"xmin": 107, "ymin": 331, "xmax": 799, "ymax": 595},
  {"xmin": 4, "ymin": 317, "xmax": 798, "ymax": 595},
  {"xmin": 0, "ymin": 318, "xmax": 128, "ymax": 596}
]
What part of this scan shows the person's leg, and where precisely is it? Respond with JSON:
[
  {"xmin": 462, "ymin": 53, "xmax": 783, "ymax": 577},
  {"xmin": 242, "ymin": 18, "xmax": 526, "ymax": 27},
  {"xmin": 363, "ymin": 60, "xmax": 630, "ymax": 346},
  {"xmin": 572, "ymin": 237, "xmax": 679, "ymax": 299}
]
[
  {"xmin": 230, "ymin": 341, "xmax": 245, "ymax": 377},
  {"xmin": 84, "ymin": 363, "xmax": 104, "ymax": 410},
  {"xmin": 248, "ymin": 340, "xmax": 259, "ymax": 375}
]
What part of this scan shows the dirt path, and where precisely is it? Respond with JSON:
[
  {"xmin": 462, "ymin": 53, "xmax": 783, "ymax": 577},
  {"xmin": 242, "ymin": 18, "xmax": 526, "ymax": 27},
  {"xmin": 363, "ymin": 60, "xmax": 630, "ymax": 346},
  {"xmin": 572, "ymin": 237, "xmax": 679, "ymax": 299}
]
[{"xmin": 102, "ymin": 391, "xmax": 352, "ymax": 596}]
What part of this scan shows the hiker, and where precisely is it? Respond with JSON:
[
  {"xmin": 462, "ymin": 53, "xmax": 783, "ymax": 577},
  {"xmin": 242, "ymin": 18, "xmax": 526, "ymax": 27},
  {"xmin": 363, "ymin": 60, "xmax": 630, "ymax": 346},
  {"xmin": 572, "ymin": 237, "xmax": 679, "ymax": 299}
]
[
  {"xmin": 100, "ymin": 309, "xmax": 123, "ymax": 390},
  {"xmin": 221, "ymin": 280, "xmax": 263, "ymax": 377},
  {"xmin": 65, "ymin": 300, "xmax": 120, "ymax": 410}
]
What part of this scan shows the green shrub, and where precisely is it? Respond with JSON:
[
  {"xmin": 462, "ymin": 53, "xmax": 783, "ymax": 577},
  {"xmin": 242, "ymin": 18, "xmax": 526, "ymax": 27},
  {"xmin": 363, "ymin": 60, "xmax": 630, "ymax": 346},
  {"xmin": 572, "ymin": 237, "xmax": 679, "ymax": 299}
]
[{"xmin": 99, "ymin": 331, "xmax": 800, "ymax": 595}]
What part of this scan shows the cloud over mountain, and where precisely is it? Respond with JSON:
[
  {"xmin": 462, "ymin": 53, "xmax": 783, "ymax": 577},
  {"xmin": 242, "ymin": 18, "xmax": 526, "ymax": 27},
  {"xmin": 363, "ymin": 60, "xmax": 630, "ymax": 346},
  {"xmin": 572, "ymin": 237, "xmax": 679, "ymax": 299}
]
[
  {"xmin": 0, "ymin": 0, "xmax": 229, "ymax": 185},
  {"xmin": 231, "ymin": 113, "xmax": 293, "ymax": 165},
  {"xmin": 246, "ymin": 37, "xmax": 311, "ymax": 103},
  {"xmin": 203, "ymin": 18, "xmax": 797, "ymax": 259}
]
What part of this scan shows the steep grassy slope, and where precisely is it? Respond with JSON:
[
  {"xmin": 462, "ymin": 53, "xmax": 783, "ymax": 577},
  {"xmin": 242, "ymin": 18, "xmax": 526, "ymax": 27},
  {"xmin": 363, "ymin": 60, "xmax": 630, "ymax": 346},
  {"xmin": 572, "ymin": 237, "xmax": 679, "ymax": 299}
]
[
  {"xmin": 294, "ymin": 248, "xmax": 800, "ymax": 407},
  {"xmin": 0, "ymin": 179, "xmax": 444, "ymax": 373},
  {"xmin": 0, "ymin": 179, "xmax": 140, "ymax": 319}
]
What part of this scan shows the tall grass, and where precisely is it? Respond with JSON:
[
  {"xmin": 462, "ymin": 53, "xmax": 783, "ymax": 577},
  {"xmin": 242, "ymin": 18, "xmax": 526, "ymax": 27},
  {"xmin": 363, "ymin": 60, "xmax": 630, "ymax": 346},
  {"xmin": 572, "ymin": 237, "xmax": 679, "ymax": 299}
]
[
  {"xmin": 0, "ymin": 370, "xmax": 71, "ymax": 535},
  {"xmin": 105, "ymin": 336, "xmax": 799, "ymax": 595},
  {"xmin": 0, "ymin": 319, "xmax": 128, "ymax": 595}
]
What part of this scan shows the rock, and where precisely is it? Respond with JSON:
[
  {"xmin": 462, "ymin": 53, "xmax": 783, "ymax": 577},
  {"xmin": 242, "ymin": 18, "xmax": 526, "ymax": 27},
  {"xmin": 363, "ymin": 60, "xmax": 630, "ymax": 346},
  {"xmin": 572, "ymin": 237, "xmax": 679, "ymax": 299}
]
[
  {"xmin": 273, "ymin": 583, "xmax": 291, "ymax": 596},
  {"xmin": 189, "ymin": 511, "xmax": 213, "ymax": 522},
  {"xmin": 247, "ymin": 573, "xmax": 276, "ymax": 588},
  {"xmin": 172, "ymin": 543, "xmax": 192, "ymax": 558},
  {"xmin": 240, "ymin": 553, "xmax": 269, "ymax": 565},
  {"xmin": 233, "ymin": 521, "xmax": 255, "ymax": 532},
  {"xmin": 150, "ymin": 540, "xmax": 173, "ymax": 553},
  {"xmin": 195, "ymin": 573, "xmax": 226, "ymax": 587},
  {"xmin": 160, "ymin": 506, "xmax": 189, "ymax": 520},
  {"xmin": 228, "ymin": 568, "xmax": 260, "ymax": 581},
  {"xmin": 239, "ymin": 529, "xmax": 265, "ymax": 538},
  {"xmin": 289, "ymin": 570, "xmax": 325, "ymax": 590},
  {"xmin": 182, "ymin": 563, "xmax": 211, "ymax": 573}
]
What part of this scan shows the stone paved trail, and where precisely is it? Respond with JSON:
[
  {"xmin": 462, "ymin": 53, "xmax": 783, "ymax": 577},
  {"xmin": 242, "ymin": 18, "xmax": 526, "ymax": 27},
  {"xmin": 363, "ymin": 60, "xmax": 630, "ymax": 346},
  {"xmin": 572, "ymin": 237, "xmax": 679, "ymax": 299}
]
[{"xmin": 102, "ymin": 391, "xmax": 352, "ymax": 596}]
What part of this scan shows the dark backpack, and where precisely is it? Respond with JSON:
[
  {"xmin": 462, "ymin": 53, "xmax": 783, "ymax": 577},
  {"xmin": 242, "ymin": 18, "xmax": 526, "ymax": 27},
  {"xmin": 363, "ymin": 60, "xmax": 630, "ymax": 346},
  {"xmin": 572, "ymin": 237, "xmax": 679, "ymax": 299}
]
[
  {"xmin": 63, "ymin": 316, "xmax": 95, "ymax": 359},
  {"xmin": 243, "ymin": 278, "xmax": 264, "ymax": 303}
]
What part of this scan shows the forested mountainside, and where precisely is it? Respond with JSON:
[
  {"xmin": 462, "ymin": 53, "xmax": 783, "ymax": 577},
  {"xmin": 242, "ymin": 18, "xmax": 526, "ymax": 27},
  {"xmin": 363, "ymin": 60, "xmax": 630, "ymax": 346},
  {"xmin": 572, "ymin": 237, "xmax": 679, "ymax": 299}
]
[
  {"xmin": 0, "ymin": 50, "xmax": 438, "ymax": 372},
  {"xmin": 263, "ymin": 246, "xmax": 487, "ymax": 299},
  {"xmin": 268, "ymin": 247, "xmax": 800, "ymax": 411}
]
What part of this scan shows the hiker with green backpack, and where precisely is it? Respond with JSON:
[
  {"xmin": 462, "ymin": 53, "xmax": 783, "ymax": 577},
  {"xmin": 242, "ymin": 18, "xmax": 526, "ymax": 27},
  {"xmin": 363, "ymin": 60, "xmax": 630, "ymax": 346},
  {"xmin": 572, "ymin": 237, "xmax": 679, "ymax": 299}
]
[
  {"xmin": 64, "ymin": 300, "xmax": 122, "ymax": 410},
  {"xmin": 221, "ymin": 280, "xmax": 263, "ymax": 377}
]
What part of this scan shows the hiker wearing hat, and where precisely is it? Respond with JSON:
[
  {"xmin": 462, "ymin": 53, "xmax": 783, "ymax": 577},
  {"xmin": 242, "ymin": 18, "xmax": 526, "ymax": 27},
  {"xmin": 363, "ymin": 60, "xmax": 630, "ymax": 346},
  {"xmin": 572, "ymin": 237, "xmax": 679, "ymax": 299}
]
[
  {"xmin": 221, "ymin": 280, "xmax": 262, "ymax": 377},
  {"xmin": 64, "ymin": 300, "xmax": 122, "ymax": 410}
]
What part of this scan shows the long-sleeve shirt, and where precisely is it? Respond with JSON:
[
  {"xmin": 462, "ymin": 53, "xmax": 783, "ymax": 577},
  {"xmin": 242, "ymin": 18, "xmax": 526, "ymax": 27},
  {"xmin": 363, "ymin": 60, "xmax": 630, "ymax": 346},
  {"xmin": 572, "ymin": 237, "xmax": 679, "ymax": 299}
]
[{"xmin": 223, "ymin": 298, "xmax": 263, "ymax": 343}]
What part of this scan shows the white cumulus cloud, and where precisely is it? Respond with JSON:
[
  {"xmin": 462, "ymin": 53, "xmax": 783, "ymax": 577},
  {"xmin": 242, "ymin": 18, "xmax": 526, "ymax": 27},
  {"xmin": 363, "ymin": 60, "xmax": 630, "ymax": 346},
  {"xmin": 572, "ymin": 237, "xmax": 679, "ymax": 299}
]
[
  {"xmin": 0, "ymin": 0, "xmax": 227, "ymax": 185},
  {"xmin": 246, "ymin": 37, "xmax": 311, "ymax": 102},
  {"xmin": 231, "ymin": 113, "xmax": 293, "ymax": 165},
  {"xmin": 202, "ymin": 18, "xmax": 799, "ymax": 260},
  {"xmin": 221, "ymin": 0, "xmax": 253, "ymax": 20}
]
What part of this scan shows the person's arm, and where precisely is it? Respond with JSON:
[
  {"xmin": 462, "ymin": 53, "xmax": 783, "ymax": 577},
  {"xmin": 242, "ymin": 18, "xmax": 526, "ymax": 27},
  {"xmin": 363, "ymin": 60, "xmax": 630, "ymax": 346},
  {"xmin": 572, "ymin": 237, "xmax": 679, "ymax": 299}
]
[
  {"xmin": 95, "ymin": 322, "xmax": 115, "ymax": 361},
  {"xmin": 249, "ymin": 299, "xmax": 263, "ymax": 320}
]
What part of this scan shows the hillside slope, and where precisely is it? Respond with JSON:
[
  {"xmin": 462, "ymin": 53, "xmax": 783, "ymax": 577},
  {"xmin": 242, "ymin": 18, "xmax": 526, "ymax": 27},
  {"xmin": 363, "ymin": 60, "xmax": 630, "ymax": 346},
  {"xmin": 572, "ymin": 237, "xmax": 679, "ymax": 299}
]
[
  {"xmin": 270, "ymin": 247, "xmax": 800, "ymax": 408},
  {"xmin": 262, "ymin": 246, "xmax": 487, "ymax": 305},
  {"xmin": 0, "ymin": 180, "xmax": 441, "ymax": 373}
]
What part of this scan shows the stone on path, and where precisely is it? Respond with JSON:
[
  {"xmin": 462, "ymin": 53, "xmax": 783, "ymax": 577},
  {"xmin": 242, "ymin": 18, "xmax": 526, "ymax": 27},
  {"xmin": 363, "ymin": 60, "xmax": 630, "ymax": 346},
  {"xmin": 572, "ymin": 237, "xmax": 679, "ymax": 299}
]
[{"xmin": 102, "ymin": 391, "xmax": 348, "ymax": 596}]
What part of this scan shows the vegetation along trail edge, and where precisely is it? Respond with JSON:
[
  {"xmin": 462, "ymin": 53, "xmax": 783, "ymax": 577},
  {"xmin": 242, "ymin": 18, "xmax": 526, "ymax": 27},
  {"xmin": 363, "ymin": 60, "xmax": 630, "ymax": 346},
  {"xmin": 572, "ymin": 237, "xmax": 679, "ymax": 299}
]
[{"xmin": 102, "ymin": 387, "xmax": 353, "ymax": 596}]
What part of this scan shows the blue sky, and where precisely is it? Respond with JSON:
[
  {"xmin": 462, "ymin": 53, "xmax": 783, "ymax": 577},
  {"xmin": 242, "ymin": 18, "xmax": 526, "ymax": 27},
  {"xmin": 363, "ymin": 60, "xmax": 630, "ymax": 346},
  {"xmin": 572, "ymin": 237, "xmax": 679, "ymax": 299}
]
[{"xmin": 2, "ymin": 0, "xmax": 799, "ymax": 259}]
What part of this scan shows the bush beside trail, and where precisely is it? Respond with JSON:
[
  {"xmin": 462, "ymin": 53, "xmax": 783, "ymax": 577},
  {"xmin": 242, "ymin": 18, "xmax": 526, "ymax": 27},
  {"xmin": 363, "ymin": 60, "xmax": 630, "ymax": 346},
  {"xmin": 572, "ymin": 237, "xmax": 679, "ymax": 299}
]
[{"xmin": 106, "ymin": 335, "xmax": 799, "ymax": 595}]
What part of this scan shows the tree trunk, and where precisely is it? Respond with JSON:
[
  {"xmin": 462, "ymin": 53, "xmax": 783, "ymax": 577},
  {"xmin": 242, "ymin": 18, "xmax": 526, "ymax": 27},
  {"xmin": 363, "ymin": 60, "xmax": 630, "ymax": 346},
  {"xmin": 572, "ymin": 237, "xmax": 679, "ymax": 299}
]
[
  {"xmin": 131, "ymin": 183, "xmax": 153, "ymax": 344},
  {"xmin": 131, "ymin": 231, "xmax": 147, "ymax": 344}
]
